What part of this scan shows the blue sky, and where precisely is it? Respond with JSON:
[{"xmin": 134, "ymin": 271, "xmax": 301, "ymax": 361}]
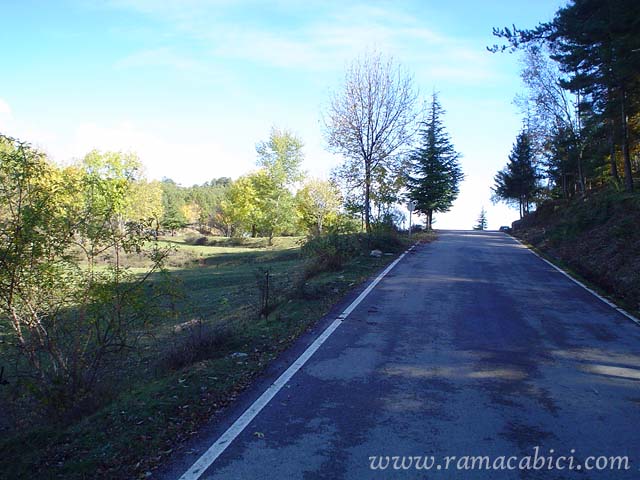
[{"xmin": 0, "ymin": 0, "xmax": 566, "ymax": 229}]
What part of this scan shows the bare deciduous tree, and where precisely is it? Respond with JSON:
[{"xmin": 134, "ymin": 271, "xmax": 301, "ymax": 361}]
[{"xmin": 324, "ymin": 51, "xmax": 418, "ymax": 232}]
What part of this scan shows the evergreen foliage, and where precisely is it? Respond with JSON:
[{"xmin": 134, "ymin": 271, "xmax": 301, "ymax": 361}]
[
  {"xmin": 491, "ymin": 0, "xmax": 640, "ymax": 193},
  {"xmin": 492, "ymin": 130, "xmax": 542, "ymax": 218},
  {"xmin": 474, "ymin": 207, "xmax": 488, "ymax": 230},
  {"xmin": 406, "ymin": 93, "xmax": 464, "ymax": 229}
]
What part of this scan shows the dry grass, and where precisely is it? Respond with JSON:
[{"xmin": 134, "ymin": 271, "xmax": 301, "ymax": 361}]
[{"xmin": 514, "ymin": 189, "xmax": 640, "ymax": 315}]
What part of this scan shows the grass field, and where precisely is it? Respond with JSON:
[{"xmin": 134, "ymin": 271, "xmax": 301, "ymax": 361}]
[{"xmin": 0, "ymin": 232, "xmax": 428, "ymax": 479}]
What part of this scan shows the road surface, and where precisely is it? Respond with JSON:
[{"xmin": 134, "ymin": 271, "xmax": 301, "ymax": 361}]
[{"xmin": 163, "ymin": 230, "xmax": 640, "ymax": 479}]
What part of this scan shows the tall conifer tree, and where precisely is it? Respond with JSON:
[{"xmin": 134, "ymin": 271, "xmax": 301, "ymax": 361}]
[
  {"xmin": 406, "ymin": 93, "xmax": 463, "ymax": 229},
  {"xmin": 492, "ymin": 130, "xmax": 541, "ymax": 219}
]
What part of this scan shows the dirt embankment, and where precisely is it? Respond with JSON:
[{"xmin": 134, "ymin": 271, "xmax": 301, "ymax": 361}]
[{"xmin": 512, "ymin": 190, "xmax": 640, "ymax": 315}]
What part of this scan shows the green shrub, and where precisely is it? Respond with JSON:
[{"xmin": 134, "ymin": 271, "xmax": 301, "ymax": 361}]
[
  {"xmin": 301, "ymin": 234, "xmax": 362, "ymax": 272},
  {"xmin": 325, "ymin": 214, "xmax": 362, "ymax": 235},
  {"xmin": 183, "ymin": 234, "xmax": 209, "ymax": 245},
  {"xmin": 302, "ymin": 232, "xmax": 404, "ymax": 276},
  {"xmin": 363, "ymin": 232, "xmax": 405, "ymax": 252}
]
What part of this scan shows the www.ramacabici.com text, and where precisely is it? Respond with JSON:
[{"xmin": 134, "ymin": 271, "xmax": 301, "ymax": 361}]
[{"xmin": 369, "ymin": 447, "xmax": 631, "ymax": 472}]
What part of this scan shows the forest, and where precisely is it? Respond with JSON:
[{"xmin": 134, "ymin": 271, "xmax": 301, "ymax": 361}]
[{"xmin": 491, "ymin": 0, "xmax": 640, "ymax": 216}]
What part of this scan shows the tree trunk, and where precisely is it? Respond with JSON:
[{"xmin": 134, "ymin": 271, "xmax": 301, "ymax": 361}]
[
  {"xmin": 576, "ymin": 149, "xmax": 585, "ymax": 195},
  {"xmin": 364, "ymin": 163, "xmax": 372, "ymax": 233},
  {"xmin": 608, "ymin": 91, "xmax": 620, "ymax": 184},
  {"xmin": 519, "ymin": 198, "xmax": 524, "ymax": 220},
  {"xmin": 575, "ymin": 89, "xmax": 586, "ymax": 195},
  {"xmin": 427, "ymin": 210, "xmax": 433, "ymax": 230},
  {"xmin": 609, "ymin": 122, "xmax": 620, "ymax": 183},
  {"xmin": 620, "ymin": 87, "xmax": 634, "ymax": 192}
]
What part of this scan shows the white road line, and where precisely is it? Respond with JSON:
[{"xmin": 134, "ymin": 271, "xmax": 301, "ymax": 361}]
[
  {"xmin": 177, "ymin": 243, "xmax": 418, "ymax": 480},
  {"xmin": 510, "ymin": 235, "xmax": 640, "ymax": 327}
]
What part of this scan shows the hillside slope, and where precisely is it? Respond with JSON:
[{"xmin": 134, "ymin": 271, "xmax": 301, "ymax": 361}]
[{"xmin": 512, "ymin": 190, "xmax": 640, "ymax": 315}]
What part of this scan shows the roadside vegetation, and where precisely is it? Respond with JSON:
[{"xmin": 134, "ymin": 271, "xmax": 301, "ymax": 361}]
[
  {"xmin": 512, "ymin": 189, "xmax": 640, "ymax": 316},
  {"xmin": 0, "ymin": 48, "xmax": 456, "ymax": 479},
  {"xmin": 488, "ymin": 1, "xmax": 639, "ymax": 314},
  {"xmin": 0, "ymin": 227, "xmax": 431, "ymax": 478}
]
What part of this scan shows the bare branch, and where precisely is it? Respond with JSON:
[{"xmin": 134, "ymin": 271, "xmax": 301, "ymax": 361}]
[{"xmin": 323, "ymin": 51, "xmax": 418, "ymax": 232}]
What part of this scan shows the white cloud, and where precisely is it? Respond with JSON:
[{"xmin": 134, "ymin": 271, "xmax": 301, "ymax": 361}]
[
  {"xmin": 105, "ymin": 0, "xmax": 233, "ymax": 16},
  {"xmin": 104, "ymin": 0, "xmax": 498, "ymax": 83},
  {"xmin": 115, "ymin": 47, "xmax": 200, "ymax": 70},
  {"xmin": 0, "ymin": 99, "xmax": 61, "ymax": 153},
  {"xmin": 205, "ymin": 18, "xmax": 494, "ymax": 83}
]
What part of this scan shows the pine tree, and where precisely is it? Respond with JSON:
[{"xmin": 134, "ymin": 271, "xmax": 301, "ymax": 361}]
[
  {"xmin": 406, "ymin": 93, "xmax": 464, "ymax": 229},
  {"xmin": 474, "ymin": 207, "xmax": 488, "ymax": 231},
  {"xmin": 550, "ymin": 0, "xmax": 640, "ymax": 192},
  {"xmin": 491, "ymin": 0, "xmax": 640, "ymax": 192},
  {"xmin": 492, "ymin": 130, "xmax": 541, "ymax": 219}
]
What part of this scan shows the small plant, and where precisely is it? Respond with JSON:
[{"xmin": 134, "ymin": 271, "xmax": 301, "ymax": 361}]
[
  {"xmin": 193, "ymin": 236, "xmax": 209, "ymax": 246},
  {"xmin": 162, "ymin": 319, "xmax": 232, "ymax": 370},
  {"xmin": 364, "ymin": 232, "xmax": 404, "ymax": 252}
]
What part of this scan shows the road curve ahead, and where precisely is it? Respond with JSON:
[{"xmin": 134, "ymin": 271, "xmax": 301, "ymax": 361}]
[{"xmin": 171, "ymin": 230, "xmax": 640, "ymax": 480}]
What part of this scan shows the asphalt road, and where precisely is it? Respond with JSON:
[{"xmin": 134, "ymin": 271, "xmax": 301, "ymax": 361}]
[{"xmin": 163, "ymin": 230, "xmax": 640, "ymax": 479}]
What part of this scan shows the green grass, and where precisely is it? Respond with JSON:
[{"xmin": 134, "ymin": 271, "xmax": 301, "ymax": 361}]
[
  {"xmin": 0, "ymin": 232, "xmax": 428, "ymax": 479},
  {"xmin": 157, "ymin": 237, "xmax": 303, "ymax": 325}
]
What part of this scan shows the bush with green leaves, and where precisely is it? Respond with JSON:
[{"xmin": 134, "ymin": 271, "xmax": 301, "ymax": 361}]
[
  {"xmin": 302, "ymin": 232, "xmax": 405, "ymax": 276},
  {"xmin": 363, "ymin": 232, "xmax": 405, "ymax": 252},
  {"xmin": 0, "ymin": 134, "xmax": 173, "ymax": 417},
  {"xmin": 301, "ymin": 234, "xmax": 362, "ymax": 273}
]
